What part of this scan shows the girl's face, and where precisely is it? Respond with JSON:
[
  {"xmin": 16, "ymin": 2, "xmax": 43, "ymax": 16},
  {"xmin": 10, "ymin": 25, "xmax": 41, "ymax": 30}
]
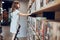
[{"xmin": 15, "ymin": 2, "xmax": 20, "ymax": 9}]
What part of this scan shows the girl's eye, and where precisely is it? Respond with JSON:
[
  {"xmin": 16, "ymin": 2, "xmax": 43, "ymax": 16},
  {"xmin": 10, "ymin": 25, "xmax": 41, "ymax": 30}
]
[{"xmin": 15, "ymin": 2, "xmax": 19, "ymax": 4}]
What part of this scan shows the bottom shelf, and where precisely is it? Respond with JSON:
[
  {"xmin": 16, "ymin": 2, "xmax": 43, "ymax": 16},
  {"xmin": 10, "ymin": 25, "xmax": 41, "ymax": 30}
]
[{"xmin": 28, "ymin": 19, "xmax": 60, "ymax": 40}]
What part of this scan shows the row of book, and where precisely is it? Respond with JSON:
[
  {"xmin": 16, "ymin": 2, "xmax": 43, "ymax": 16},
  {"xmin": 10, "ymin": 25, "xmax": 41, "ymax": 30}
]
[
  {"xmin": 28, "ymin": 0, "xmax": 55, "ymax": 13},
  {"xmin": 27, "ymin": 17, "xmax": 60, "ymax": 40}
]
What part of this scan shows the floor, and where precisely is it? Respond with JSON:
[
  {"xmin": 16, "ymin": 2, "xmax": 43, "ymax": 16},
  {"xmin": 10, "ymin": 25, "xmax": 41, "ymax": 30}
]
[
  {"xmin": 1, "ymin": 26, "xmax": 12, "ymax": 40},
  {"xmin": 0, "ymin": 26, "xmax": 60, "ymax": 40}
]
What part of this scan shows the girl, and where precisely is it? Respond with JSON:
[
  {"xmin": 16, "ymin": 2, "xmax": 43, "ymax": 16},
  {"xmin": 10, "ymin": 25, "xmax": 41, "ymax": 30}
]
[{"xmin": 10, "ymin": 1, "xmax": 30, "ymax": 40}]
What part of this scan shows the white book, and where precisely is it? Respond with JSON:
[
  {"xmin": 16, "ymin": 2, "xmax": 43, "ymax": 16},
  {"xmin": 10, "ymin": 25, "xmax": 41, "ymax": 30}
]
[
  {"xmin": 31, "ymin": 2, "xmax": 36, "ymax": 13},
  {"xmin": 35, "ymin": 0, "xmax": 40, "ymax": 10}
]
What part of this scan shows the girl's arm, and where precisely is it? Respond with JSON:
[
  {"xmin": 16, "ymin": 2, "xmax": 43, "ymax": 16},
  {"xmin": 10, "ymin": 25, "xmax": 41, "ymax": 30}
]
[{"xmin": 18, "ymin": 13, "xmax": 31, "ymax": 16}]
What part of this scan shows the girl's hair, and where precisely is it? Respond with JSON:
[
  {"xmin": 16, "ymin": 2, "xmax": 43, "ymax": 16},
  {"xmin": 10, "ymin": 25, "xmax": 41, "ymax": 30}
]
[{"xmin": 11, "ymin": 1, "xmax": 20, "ymax": 12}]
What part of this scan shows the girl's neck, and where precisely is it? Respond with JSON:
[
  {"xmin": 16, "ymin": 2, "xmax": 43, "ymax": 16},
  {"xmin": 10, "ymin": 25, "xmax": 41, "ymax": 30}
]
[
  {"xmin": 12, "ymin": 8, "xmax": 16, "ymax": 12},
  {"xmin": 12, "ymin": 8, "xmax": 19, "ymax": 12}
]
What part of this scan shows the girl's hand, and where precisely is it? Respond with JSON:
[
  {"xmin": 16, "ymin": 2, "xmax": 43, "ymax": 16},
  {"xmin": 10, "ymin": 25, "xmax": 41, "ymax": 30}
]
[{"xmin": 27, "ymin": 13, "xmax": 31, "ymax": 16}]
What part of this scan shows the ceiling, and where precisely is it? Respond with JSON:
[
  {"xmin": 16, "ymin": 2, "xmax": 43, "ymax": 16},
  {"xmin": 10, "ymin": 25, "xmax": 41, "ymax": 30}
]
[
  {"xmin": 2, "ymin": 0, "xmax": 29, "ymax": 1},
  {"xmin": 2, "ymin": 0, "xmax": 13, "ymax": 1},
  {"xmin": 2, "ymin": 0, "xmax": 29, "ymax": 11}
]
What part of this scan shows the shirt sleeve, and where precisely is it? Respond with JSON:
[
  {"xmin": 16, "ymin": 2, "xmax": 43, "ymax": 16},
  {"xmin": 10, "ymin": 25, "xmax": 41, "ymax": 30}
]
[{"xmin": 16, "ymin": 10, "xmax": 20, "ymax": 15}]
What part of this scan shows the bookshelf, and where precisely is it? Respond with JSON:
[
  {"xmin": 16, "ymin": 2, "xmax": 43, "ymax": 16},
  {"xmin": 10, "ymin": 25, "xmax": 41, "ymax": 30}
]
[
  {"xmin": 28, "ymin": 0, "xmax": 60, "ymax": 13},
  {"xmin": 27, "ymin": 0, "xmax": 60, "ymax": 40},
  {"xmin": 0, "ymin": 0, "xmax": 2, "ymax": 30},
  {"xmin": 0, "ymin": 0, "xmax": 3, "ymax": 40},
  {"xmin": 27, "ymin": 17, "xmax": 60, "ymax": 40},
  {"xmin": 27, "ymin": 17, "xmax": 46, "ymax": 40},
  {"xmin": 28, "ymin": 0, "xmax": 60, "ymax": 21}
]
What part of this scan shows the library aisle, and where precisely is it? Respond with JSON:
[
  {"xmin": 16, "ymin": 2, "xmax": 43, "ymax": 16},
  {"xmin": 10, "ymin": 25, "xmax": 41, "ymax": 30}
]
[
  {"xmin": 0, "ymin": 0, "xmax": 60, "ymax": 40},
  {"xmin": 1, "ymin": 26, "xmax": 11, "ymax": 40}
]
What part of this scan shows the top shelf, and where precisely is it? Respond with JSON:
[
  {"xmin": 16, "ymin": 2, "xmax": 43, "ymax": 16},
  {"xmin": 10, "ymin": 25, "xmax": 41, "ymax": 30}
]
[
  {"xmin": 28, "ymin": 0, "xmax": 60, "ymax": 14},
  {"xmin": 33, "ymin": 2, "xmax": 60, "ymax": 14}
]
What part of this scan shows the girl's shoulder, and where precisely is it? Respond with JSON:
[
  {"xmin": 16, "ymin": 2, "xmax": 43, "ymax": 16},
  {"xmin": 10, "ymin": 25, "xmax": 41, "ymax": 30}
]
[
  {"xmin": 11, "ymin": 9, "xmax": 20, "ymax": 15},
  {"xmin": 15, "ymin": 9, "xmax": 20, "ymax": 13}
]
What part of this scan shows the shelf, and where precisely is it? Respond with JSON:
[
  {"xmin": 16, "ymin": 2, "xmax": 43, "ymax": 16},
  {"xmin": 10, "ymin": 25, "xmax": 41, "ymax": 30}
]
[
  {"xmin": 46, "ymin": 19, "xmax": 60, "ymax": 22},
  {"xmin": 32, "ymin": 1, "xmax": 60, "ymax": 14}
]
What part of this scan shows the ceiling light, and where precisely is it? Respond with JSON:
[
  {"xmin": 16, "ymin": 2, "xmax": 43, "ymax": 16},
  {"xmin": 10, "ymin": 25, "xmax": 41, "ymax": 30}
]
[{"xmin": 2, "ymin": 1, "xmax": 4, "ymax": 4}]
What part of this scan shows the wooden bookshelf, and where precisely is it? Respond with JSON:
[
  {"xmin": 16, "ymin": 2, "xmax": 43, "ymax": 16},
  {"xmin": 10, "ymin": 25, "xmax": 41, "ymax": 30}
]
[
  {"xmin": 28, "ymin": 0, "xmax": 60, "ymax": 21},
  {"xmin": 27, "ymin": 17, "xmax": 60, "ymax": 40},
  {"xmin": 32, "ymin": 0, "xmax": 60, "ymax": 14},
  {"xmin": 28, "ymin": 0, "xmax": 60, "ymax": 14},
  {"xmin": 27, "ymin": 0, "xmax": 60, "ymax": 40}
]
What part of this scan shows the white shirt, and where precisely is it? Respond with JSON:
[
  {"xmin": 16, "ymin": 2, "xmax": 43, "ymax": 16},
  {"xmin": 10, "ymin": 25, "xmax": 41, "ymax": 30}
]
[{"xmin": 10, "ymin": 9, "xmax": 27, "ymax": 37}]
